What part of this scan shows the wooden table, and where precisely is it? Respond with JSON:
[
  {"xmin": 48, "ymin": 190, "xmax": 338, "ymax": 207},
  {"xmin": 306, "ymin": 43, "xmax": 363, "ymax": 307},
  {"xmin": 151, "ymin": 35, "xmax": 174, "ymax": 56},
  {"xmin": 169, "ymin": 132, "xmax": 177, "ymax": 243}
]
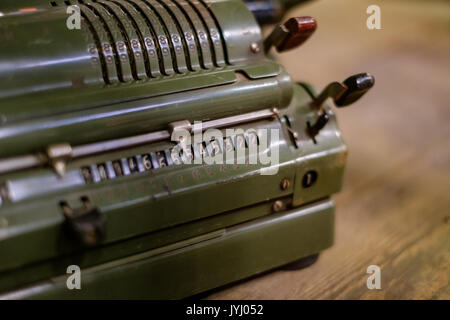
[{"xmin": 208, "ymin": 0, "xmax": 450, "ymax": 299}]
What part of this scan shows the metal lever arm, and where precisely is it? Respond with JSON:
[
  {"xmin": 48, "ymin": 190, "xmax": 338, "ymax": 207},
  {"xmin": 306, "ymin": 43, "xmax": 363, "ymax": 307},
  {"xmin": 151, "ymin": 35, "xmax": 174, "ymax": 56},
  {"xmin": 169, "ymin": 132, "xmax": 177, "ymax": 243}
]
[
  {"xmin": 312, "ymin": 73, "xmax": 375, "ymax": 109},
  {"xmin": 264, "ymin": 16, "xmax": 317, "ymax": 53},
  {"xmin": 308, "ymin": 73, "xmax": 375, "ymax": 139}
]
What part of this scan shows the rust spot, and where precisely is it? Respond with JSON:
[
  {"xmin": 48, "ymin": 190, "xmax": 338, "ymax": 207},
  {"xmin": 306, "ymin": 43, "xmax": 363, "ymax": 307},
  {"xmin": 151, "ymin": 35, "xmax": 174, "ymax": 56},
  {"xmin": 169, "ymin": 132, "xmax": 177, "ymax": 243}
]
[
  {"xmin": 192, "ymin": 169, "xmax": 200, "ymax": 180},
  {"xmin": 204, "ymin": 167, "xmax": 213, "ymax": 176},
  {"xmin": 19, "ymin": 8, "xmax": 37, "ymax": 13},
  {"xmin": 106, "ymin": 119, "xmax": 132, "ymax": 127},
  {"xmin": 136, "ymin": 181, "xmax": 146, "ymax": 193},
  {"xmin": 71, "ymin": 76, "xmax": 85, "ymax": 89},
  {"xmin": 234, "ymin": 71, "xmax": 251, "ymax": 83},
  {"xmin": 334, "ymin": 148, "xmax": 348, "ymax": 168}
]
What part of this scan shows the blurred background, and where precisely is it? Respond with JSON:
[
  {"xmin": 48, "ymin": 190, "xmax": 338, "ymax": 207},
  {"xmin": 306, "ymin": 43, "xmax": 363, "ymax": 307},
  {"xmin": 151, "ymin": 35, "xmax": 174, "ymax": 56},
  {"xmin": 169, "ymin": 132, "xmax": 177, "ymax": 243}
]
[{"xmin": 209, "ymin": 0, "xmax": 450, "ymax": 299}]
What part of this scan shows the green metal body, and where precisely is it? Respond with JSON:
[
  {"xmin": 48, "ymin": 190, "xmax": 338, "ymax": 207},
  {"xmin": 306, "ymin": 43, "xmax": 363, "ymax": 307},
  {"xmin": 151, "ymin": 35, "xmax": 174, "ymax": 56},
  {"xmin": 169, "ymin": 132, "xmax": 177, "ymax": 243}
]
[{"xmin": 0, "ymin": 0, "xmax": 347, "ymax": 299}]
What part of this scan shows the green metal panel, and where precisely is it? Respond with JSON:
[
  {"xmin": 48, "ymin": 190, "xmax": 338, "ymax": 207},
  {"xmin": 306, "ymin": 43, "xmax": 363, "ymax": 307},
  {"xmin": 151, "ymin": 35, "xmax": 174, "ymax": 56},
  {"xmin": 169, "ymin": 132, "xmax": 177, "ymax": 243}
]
[
  {"xmin": 0, "ymin": 196, "xmax": 291, "ymax": 292},
  {"xmin": 0, "ymin": 82, "xmax": 346, "ymax": 271},
  {"xmin": 0, "ymin": 66, "xmax": 292, "ymax": 156},
  {"xmin": 1, "ymin": 199, "xmax": 335, "ymax": 299}
]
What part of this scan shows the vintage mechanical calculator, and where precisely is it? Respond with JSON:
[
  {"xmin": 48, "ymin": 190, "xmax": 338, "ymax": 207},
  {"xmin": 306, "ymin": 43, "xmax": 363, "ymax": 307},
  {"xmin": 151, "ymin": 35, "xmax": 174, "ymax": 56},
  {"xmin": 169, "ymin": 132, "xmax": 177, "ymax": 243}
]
[{"xmin": 0, "ymin": 0, "xmax": 373, "ymax": 298}]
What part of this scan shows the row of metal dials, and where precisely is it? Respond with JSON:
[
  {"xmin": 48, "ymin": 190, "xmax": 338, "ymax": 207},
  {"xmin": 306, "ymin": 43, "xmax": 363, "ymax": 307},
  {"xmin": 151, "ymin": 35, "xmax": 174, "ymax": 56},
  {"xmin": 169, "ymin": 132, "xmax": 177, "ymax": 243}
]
[
  {"xmin": 52, "ymin": 0, "xmax": 228, "ymax": 84},
  {"xmin": 81, "ymin": 132, "xmax": 260, "ymax": 183}
]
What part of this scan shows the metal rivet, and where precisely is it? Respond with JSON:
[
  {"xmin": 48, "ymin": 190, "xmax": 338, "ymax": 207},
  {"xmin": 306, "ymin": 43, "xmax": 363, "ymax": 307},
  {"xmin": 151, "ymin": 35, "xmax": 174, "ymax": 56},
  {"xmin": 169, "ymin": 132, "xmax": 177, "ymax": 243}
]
[
  {"xmin": 281, "ymin": 178, "xmax": 290, "ymax": 190},
  {"xmin": 250, "ymin": 42, "xmax": 260, "ymax": 53},
  {"xmin": 273, "ymin": 200, "xmax": 283, "ymax": 212}
]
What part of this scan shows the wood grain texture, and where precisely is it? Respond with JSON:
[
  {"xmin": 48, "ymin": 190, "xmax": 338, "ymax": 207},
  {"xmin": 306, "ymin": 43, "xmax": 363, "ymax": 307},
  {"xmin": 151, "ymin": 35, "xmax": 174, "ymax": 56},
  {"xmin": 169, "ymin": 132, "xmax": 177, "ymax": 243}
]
[{"xmin": 208, "ymin": 0, "xmax": 450, "ymax": 299}]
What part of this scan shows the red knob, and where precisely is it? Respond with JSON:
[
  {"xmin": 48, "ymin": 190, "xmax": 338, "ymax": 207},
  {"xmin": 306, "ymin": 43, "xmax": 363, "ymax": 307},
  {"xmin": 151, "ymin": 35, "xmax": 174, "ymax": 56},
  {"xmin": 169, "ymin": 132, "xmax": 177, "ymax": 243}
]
[{"xmin": 277, "ymin": 16, "xmax": 317, "ymax": 52}]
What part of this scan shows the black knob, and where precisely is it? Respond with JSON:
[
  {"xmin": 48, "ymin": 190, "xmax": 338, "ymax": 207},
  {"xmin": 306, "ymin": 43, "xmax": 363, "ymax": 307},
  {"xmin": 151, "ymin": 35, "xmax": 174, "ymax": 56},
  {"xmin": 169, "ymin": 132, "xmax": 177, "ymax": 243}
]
[{"xmin": 335, "ymin": 73, "xmax": 375, "ymax": 107}]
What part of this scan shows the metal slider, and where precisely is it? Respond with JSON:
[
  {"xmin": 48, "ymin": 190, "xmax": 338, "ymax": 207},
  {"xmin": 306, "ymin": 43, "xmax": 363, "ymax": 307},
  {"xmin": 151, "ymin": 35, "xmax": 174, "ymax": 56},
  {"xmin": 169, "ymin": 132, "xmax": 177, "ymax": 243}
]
[
  {"xmin": 168, "ymin": 120, "xmax": 192, "ymax": 143},
  {"xmin": 272, "ymin": 108, "xmax": 300, "ymax": 147},
  {"xmin": 0, "ymin": 109, "xmax": 279, "ymax": 175},
  {"xmin": 47, "ymin": 143, "xmax": 72, "ymax": 177}
]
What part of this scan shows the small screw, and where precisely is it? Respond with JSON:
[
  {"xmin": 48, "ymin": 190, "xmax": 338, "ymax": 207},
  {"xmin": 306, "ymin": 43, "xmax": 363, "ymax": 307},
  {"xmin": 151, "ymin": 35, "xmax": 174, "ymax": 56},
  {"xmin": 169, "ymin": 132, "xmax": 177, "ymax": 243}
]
[
  {"xmin": 273, "ymin": 200, "xmax": 283, "ymax": 212},
  {"xmin": 281, "ymin": 178, "xmax": 290, "ymax": 190},
  {"xmin": 250, "ymin": 42, "xmax": 260, "ymax": 53}
]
